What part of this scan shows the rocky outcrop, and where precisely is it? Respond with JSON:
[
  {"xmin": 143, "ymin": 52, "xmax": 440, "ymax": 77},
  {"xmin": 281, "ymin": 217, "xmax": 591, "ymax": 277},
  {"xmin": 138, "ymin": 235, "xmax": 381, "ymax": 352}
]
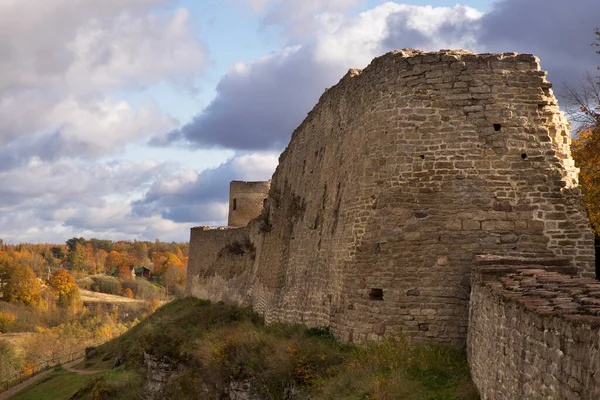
[{"xmin": 143, "ymin": 352, "xmax": 182, "ymax": 400}]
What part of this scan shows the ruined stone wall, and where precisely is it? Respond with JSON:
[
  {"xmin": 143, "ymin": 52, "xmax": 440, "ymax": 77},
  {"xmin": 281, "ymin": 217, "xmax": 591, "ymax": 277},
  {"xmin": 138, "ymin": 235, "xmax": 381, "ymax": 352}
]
[
  {"xmin": 228, "ymin": 181, "xmax": 270, "ymax": 228},
  {"xmin": 468, "ymin": 262, "xmax": 600, "ymax": 399},
  {"xmin": 186, "ymin": 225, "xmax": 256, "ymax": 305},
  {"xmin": 188, "ymin": 50, "xmax": 594, "ymax": 346}
]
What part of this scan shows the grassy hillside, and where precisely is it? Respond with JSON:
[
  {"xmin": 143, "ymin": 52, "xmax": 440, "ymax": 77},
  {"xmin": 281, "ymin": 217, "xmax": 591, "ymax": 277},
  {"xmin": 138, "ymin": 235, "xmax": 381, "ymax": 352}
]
[{"xmin": 12, "ymin": 298, "xmax": 479, "ymax": 399}]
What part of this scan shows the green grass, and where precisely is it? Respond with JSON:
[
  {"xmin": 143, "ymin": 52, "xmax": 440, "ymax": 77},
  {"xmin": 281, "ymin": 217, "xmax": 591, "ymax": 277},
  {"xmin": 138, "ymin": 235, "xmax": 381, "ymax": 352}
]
[
  {"xmin": 6, "ymin": 368, "xmax": 143, "ymax": 400},
  {"xmin": 7, "ymin": 368, "xmax": 94, "ymax": 400}
]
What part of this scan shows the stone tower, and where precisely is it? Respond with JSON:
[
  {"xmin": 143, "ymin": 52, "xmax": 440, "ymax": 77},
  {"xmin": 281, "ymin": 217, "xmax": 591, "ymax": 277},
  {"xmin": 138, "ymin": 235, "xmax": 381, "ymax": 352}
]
[{"xmin": 227, "ymin": 180, "xmax": 270, "ymax": 227}]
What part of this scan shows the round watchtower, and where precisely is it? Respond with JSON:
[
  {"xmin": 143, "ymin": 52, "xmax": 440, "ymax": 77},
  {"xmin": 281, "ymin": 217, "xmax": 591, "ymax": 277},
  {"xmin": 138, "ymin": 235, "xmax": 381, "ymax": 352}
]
[{"xmin": 228, "ymin": 181, "xmax": 271, "ymax": 227}]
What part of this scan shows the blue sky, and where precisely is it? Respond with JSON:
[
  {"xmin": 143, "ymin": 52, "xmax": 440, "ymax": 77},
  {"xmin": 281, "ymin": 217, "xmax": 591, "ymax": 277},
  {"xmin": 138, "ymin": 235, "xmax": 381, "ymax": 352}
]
[{"xmin": 0, "ymin": 0, "xmax": 597, "ymax": 243}]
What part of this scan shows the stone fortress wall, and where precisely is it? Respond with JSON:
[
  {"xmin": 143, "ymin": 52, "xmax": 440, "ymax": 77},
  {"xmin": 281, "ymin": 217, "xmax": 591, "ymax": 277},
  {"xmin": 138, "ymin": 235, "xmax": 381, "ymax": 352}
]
[{"xmin": 186, "ymin": 49, "xmax": 600, "ymax": 397}]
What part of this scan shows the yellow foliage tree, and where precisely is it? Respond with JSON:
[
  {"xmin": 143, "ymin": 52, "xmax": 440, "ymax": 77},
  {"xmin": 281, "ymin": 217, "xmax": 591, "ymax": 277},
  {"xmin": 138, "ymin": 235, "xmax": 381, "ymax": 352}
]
[
  {"xmin": 47, "ymin": 268, "xmax": 76, "ymax": 298},
  {"xmin": 2, "ymin": 264, "xmax": 41, "ymax": 306},
  {"xmin": 47, "ymin": 268, "xmax": 81, "ymax": 311}
]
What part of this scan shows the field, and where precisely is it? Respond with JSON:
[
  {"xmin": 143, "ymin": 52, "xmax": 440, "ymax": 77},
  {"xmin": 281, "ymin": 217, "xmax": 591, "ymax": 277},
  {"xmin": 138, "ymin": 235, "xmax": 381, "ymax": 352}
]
[{"xmin": 79, "ymin": 289, "xmax": 145, "ymax": 304}]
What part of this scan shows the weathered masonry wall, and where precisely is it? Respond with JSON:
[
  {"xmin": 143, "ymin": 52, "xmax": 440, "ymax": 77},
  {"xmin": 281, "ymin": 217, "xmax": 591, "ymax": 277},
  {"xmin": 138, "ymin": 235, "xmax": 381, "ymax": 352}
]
[
  {"xmin": 228, "ymin": 181, "xmax": 270, "ymax": 228},
  {"xmin": 187, "ymin": 49, "xmax": 594, "ymax": 347},
  {"xmin": 186, "ymin": 225, "xmax": 255, "ymax": 304},
  {"xmin": 468, "ymin": 260, "xmax": 600, "ymax": 399}
]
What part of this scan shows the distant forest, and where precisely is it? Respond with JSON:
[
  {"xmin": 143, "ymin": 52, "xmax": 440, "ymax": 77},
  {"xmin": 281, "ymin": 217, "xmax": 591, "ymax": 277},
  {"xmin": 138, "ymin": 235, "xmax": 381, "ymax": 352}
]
[{"xmin": 0, "ymin": 238, "xmax": 188, "ymax": 302}]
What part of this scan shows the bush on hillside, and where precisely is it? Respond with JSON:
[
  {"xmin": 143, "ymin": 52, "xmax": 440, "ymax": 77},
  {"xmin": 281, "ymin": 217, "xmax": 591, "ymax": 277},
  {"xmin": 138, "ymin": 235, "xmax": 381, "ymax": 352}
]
[
  {"xmin": 82, "ymin": 298, "xmax": 478, "ymax": 400},
  {"xmin": 0, "ymin": 311, "xmax": 16, "ymax": 332},
  {"xmin": 122, "ymin": 279, "xmax": 164, "ymax": 301},
  {"xmin": 90, "ymin": 276, "xmax": 122, "ymax": 296}
]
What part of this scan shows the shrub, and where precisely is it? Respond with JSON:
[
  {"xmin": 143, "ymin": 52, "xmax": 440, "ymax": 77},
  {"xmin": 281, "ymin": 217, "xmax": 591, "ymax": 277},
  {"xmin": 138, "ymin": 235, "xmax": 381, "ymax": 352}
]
[
  {"xmin": 122, "ymin": 278, "xmax": 164, "ymax": 301},
  {"xmin": 123, "ymin": 288, "xmax": 134, "ymax": 299},
  {"xmin": 0, "ymin": 311, "xmax": 16, "ymax": 332},
  {"xmin": 20, "ymin": 362, "xmax": 35, "ymax": 376},
  {"xmin": 146, "ymin": 298, "xmax": 161, "ymax": 314},
  {"xmin": 91, "ymin": 276, "xmax": 121, "ymax": 295}
]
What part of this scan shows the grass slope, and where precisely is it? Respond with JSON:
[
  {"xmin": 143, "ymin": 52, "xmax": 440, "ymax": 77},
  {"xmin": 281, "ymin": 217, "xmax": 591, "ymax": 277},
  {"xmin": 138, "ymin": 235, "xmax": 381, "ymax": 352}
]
[
  {"xmin": 7, "ymin": 368, "xmax": 92, "ymax": 400},
  {"xmin": 12, "ymin": 298, "xmax": 479, "ymax": 399}
]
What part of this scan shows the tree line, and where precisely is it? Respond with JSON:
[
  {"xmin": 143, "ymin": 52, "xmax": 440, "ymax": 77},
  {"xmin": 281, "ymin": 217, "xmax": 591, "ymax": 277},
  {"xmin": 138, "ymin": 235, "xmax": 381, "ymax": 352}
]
[{"xmin": 0, "ymin": 238, "xmax": 188, "ymax": 309}]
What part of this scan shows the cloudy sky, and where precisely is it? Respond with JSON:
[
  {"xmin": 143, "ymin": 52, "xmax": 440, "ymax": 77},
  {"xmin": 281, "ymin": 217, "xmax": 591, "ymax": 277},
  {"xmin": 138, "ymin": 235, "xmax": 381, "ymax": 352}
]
[{"xmin": 0, "ymin": 0, "xmax": 598, "ymax": 244}]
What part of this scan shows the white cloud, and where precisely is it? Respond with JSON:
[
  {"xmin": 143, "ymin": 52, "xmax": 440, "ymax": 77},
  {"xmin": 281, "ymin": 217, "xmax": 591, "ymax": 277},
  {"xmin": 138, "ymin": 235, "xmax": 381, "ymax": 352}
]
[
  {"xmin": 3, "ymin": 0, "xmax": 598, "ymax": 244},
  {"xmin": 163, "ymin": 3, "xmax": 482, "ymax": 151},
  {"xmin": 133, "ymin": 152, "xmax": 279, "ymax": 224},
  {"xmin": 0, "ymin": 158, "xmax": 194, "ymax": 243},
  {"xmin": 0, "ymin": 0, "xmax": 206, "ymax": 161},
  {"xmin": 236, "ymin": 0, "xmax": 364, "ymax": 40}
]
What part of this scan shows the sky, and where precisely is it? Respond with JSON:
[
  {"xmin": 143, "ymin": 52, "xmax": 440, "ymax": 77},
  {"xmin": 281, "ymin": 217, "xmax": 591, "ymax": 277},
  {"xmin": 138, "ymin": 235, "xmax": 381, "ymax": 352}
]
[{"xmin": 0, "ymin": 0, "xmax": 598, "ymax": 244}]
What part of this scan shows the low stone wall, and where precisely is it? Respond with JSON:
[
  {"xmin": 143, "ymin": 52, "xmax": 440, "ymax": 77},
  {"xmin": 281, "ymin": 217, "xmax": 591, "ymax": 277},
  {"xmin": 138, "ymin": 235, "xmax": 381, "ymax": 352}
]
[{"xmin": 468, "ymin": 259, "xmax": 600, "ymax": 400}]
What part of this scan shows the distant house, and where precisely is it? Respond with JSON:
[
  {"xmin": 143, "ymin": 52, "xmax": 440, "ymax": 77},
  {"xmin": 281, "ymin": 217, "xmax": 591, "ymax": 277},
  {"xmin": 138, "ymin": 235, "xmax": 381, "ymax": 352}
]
[{"xmin": 134, "ymin": 266, "xmax": 152, "ymax": 279}]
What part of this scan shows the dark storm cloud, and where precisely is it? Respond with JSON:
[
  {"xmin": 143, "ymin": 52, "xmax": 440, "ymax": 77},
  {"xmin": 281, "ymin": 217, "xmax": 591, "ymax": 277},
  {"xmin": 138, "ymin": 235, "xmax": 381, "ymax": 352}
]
[
  {"xmin": 159, "ymin": 46, "xmax": 346, "ymax": 151},
  {"xmin": 161, "ymin": 1, "xmax": 597, "ymax": 154},
  {"xmin": 157, "ymin": 4, "xmax": 481, "ymax": 152}
]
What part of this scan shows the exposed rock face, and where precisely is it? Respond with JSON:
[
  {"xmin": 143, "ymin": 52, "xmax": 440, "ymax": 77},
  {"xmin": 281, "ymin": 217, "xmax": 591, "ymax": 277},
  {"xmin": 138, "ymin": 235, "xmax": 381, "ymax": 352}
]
[
  {"xmin": 144, "ymin": 352, "xmax": 181, "ymax": 400},
  {"xmin": 186, "ymin": 49, "xmax": 594, "ymax": 348}
]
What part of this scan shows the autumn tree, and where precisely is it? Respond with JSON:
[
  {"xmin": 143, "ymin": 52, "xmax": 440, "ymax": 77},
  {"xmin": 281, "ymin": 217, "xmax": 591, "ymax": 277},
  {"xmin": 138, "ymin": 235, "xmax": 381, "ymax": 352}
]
[
  {"xmin": 151, "ymin": 252, "xmax": 168, "ymax": 276},
  {"xmin": 47, "ymin": 268, "xmax": 82, "ymax": 311},
  {"xmin": 95, "ymin": 249, "xmax": 108, "ymax": 274},
  {"xmin": 570, "ymin": 29, "xmax": 600, "ymax": 233},
  {"xmin": 68, "ymin": 242, "xmax": 88, "ymax": 271},
  {"xmin": 1, "ymin": 264, "xmax": 41, "ymax": 306},
  {"xmin": 116, "ymin": 265, "xmax": 134, "ymax": 281},
  {"xmin": 106, "ymin": 250, "xmax": 130, "ymax": 272}
]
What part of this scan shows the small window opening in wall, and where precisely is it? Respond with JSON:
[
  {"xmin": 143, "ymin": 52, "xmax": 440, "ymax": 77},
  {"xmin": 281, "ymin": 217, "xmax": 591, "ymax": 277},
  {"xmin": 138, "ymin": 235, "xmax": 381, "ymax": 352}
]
[
  {"xmin": 232, "ymin": 198, "xmax": 237, "ymax": 210},
  {"xmin": 493, "ymin": 124, "xmax": 502, "ymax": 132},
  {"xmin": 420, "ymin": 154, "xmax": 425, "ymax": 159},
  {"xmin": 521, "ymin": 153, "xmax": 528, "ymax": 159},
  {"xmin": 369, "ymin": 288, "xmax": 384, "ymax": 301},
  {"xmin": 263, "ymin": 198, "xmax": 267, "ymax": 208}
]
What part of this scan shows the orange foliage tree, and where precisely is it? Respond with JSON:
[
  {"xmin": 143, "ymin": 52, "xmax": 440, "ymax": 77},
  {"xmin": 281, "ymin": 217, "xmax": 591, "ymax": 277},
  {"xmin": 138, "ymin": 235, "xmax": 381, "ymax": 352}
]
[
  {"xmin": 116, "ymin": 265, "xmax": 133, "ymax": 281},
  {"xmin": 47, "ymin": 268, "xmax": 81, "ymax": 311},
  {"xmin": 571, "ymin": 29, "xmax": 600, "ymax": 233},
  {"xmin": 47, "ymin": 268, "xmax": 76, "ymax": 298}
]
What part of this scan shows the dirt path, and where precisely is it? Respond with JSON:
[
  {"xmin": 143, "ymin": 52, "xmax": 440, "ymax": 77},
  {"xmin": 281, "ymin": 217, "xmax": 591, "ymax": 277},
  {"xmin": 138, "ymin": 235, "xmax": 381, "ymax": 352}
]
[
  {"xmin": 0, "ymin": 370, "xmax": 53, "ymax": 400},
  {"xmin": 0, "ymin": 358, "xmax": 109, "ymax": 399},
  {"xmin": 63, "ymin": 358, "xmax": 110, "ymax": 375}
]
